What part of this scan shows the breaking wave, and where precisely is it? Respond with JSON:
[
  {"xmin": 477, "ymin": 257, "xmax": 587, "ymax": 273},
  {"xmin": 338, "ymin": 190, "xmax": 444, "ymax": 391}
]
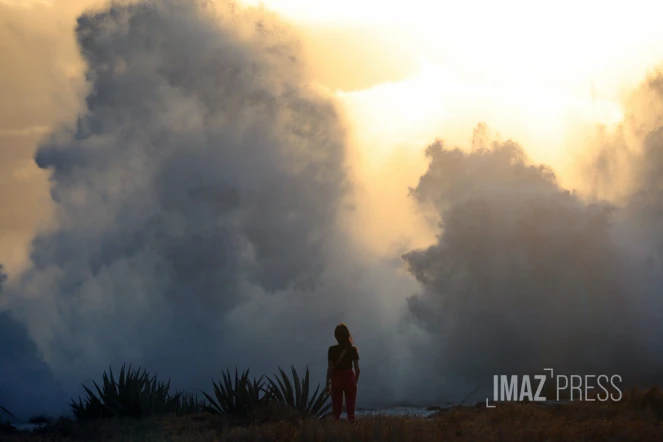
[{"xmin": 3, "ymin": 0, "xmax": 663, "ymax": 418}]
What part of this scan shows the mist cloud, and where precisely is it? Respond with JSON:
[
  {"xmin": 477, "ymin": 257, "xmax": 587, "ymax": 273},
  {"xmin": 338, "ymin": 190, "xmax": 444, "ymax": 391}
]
[
  {"xmin": 402, "ymin": 116, "xmax": 663, "ymax": 401},
  {"xmin": 2, "ymin": 0, "xmax": 417, "ymax": 416},
  {"xmin": 12, "ymin": 0, "xmax": 347, "ymax": 370},
  {"xmin": 0, "ymin": 265, "xmax": 67, "ymax": 420},
  {"xmin": 6, "ymin": 0, "xmax": 663, "ymax": 422}
]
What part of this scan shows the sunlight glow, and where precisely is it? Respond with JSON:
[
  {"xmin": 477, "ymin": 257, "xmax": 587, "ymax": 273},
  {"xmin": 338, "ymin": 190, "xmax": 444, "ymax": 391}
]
[
  {"xmin": 0, "ymin": 0, "xmax": 52, "ymax": 7},
  {"xmin": 5, "ymin": 0, "xmax": 656, "ymax": 173},
  {"xmin": 237, "ymin": 0, "xmax": 663, "ymax": 174},
  {"xmin": 335, "ymin": 57, "xmax": 625, "ymax": 171},
  {"xmin": 337, "ymin": 59, "xmax": 451, "ymax": 156}
]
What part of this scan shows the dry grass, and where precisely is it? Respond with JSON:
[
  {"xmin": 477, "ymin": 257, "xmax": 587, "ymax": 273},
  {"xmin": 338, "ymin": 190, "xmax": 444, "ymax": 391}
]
[{"xmin": 4, "ymin": 387, "xmax": 663, "ymax": 441}]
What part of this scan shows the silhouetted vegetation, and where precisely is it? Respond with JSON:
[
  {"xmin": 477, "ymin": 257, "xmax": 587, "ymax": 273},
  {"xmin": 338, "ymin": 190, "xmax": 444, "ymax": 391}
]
[
  {"xmin": 1, "ymin": 405, "xmax": 15, "ymax": 419},
  {"xmin": 201, "ymin": 368, "xmax": 269, "ymax": 419},
  {"xmin": 198, "ymin": 366, "xmax": 331, "ymax": 424},
  {"xmin": 265, "ymin": 365, "xmax": 331, "ymax": 418},
  {"xmin": 7, "ymin": 389, "xmax": 663, "ymax": 441},
  {"xmin": 5, "ymin": 365, "xmax": 663, "ymax": 440},
  {"xmin": 0, "ymin": 405, "xmax": 16, "ymax": 434},
  {"xmin": 28, "ymin": 415, "xmax": 50, "ymax": 425},
  {"xmin": 69, "ymin": 364, "xmax": 198, "ymax": 420},
  {"xmin": 66, "ymin": 363, "xmax": 331, "ymax": 427}
]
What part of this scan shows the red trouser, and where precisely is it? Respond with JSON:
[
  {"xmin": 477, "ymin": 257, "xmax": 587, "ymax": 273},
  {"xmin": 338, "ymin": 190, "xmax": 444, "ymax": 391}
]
[{"xmin": 330, "ymin": 369, "xmax": 357, "ymax": 421}]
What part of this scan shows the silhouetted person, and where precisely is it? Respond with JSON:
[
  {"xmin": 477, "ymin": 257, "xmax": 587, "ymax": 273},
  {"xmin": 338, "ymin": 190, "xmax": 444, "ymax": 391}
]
[{"xmin": 326, "ymin": 323, "xmax": 360, "ymax": 422}]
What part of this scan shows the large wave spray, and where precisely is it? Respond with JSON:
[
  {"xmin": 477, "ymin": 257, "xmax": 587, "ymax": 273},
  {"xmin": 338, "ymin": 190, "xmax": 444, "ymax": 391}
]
[
  {"xmin": 1, "ymin": 0, "xmax": 416, "ymax": 417},
  {"xmin": 401, "ymin": 112, "xmax": 663, "ymax": 401},
  {"xmin": 4, "ymin": 0, "xmax": 663, "ymax": 420}
]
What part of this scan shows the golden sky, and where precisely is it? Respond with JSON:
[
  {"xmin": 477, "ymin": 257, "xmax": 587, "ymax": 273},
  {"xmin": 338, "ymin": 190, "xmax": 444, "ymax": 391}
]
[{"xmin": 2, "ymin": 0, "xmax": 663, "ymax": 273}]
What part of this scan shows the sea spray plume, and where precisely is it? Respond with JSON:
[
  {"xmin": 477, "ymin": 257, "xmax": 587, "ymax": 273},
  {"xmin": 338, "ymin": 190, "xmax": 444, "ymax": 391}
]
[
  {"xmin": 577, "ymin": 71, "xmax": 663, "ymax": 204},
  {"xmin": 0, "ymin": 266, "xmax": 68, "ymax": 421},
  {"xmin": 401, "ymin": 128, "xmax": 655, "ymax": 401},
  {"xmin": 569, "ymin": 71, "xmax": 663, "ymax": 385},
  {"xmin": 4, "ymin": 0, "xmax": 354, "ymax": 399},
  {"xmin": 608, "ymin": 77, "xmax": 663, "ymax": 380}
]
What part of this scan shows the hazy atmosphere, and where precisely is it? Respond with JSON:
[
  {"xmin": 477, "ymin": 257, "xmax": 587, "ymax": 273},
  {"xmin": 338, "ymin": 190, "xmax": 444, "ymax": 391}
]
[{"xmin": 3, "ymin": 0, "xmax": 663, "ymax": 421}]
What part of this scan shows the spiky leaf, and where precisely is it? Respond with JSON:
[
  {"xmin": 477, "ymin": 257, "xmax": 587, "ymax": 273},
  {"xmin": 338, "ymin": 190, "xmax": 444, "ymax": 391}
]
[{"xmin": 265, "ymin": 365, "xmax": 331, "ymax": 418}]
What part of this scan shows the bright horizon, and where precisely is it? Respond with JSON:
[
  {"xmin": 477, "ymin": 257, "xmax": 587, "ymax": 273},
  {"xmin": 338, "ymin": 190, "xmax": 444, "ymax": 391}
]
[
  {"xmin": 4, "ymin": 0, "xmax": 663, "ymax": 171},
  {"xmin": 234, "ymin": 0, "xmax": 663, "ymax": 179}
]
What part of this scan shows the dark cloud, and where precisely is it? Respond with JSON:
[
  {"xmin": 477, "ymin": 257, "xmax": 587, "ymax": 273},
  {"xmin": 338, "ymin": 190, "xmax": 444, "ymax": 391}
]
[
  {"xmin": 0, "ymin": 0, "xmax": 414, "ymax": 275},
  {"xmin": 0, "ymin": 265, "xmax": 67, "ymax": 422},
  {"xmin": 3, "ymin": 0, "xmax": 415, "ymax": 415},
  {"xmin": 401, "ymin": 118, "xmax": 663, "ymax": 401},
  {"xmin": 0, "ymin": 311, "xmax": 67, "ymax": 422}
]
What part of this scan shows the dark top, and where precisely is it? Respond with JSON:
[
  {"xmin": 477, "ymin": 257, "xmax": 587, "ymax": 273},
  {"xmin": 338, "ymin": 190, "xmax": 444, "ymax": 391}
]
[{"xmin": 328, "ymin": 344, "xmax": 359, "ymax": 370}]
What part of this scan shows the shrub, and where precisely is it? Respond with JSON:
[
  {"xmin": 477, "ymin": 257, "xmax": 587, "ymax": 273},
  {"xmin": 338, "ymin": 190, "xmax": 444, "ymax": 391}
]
[
  {"xmin": 265, "ymin": 365, "xmax": 330, "ymax": 419},
  {"xmin": 69, "ymin": 364, "xmax": 185, "ymax": 420},
  {"xmin": 177, "ymin": 392, "xmax": 206, "ymax": 415},
  {"xmin": 201, "ymin": 368, "xmax": 270, "ymax": 419},
  {"xmin": 619, "ymin": 386, "xmax": 663, "ymax": 414},
  {"xmin": 0, "ymin": 406, "xmax": 14, "ymax": 419},
  {"xmin": 0, "ymin": 406, "xmax": 15, "ymax": 433}
]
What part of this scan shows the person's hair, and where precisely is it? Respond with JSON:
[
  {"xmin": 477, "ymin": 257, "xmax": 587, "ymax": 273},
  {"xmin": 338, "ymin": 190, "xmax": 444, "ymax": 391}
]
[{"xmin": 334, "ymin": 323, "xmax": 353, "ymax": 346}]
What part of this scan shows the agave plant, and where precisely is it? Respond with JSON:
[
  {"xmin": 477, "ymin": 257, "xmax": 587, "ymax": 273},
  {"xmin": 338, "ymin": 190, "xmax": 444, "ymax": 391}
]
[
  {"xmin": 70, "ymin": 364, "xmax": 183, "ymax": 420},
  {"xmin": 70, "ymin": 389, "xmax": 110, "ymax": 420},
  {"xmin": 0, "ymin": 405, "xmax": 15, "ymax": 433},
  {"xmin": 0, "ymin": 406, "xmax": 14, "ymax": 420},
  {"xmin": 265, "ymin": 365, "xmax": 330, "ymax": 418},
  {"xmin": 201, "ymin": 368, "xmax": 269, "ymax": 418},
  {"xmin": 177, "ymin": 392, "xmax": 206, "ymax": 415}
]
